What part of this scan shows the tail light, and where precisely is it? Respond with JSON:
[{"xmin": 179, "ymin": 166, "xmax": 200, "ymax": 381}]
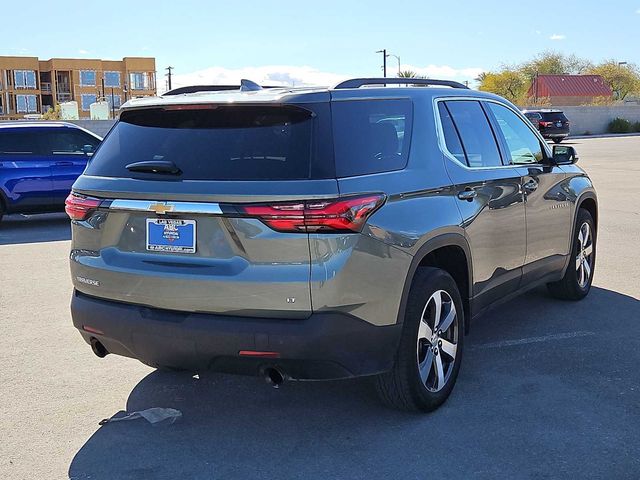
[
  {"xmin": 65, "ymin": 193, "xmax": 102, "ymax": 220},
  {"xmin": 539, "ymin": 121, "xmax": 552, "ymax": 127},
  {"xmin": 237, "ymin": 194, "xmax": 385, "ymax": 233}
]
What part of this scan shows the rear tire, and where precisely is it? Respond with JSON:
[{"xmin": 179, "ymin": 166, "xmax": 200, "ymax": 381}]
[
  {"xmin": 375, "ymin": 267, "xmax": 464, "ymax": 412},
  {"xmin": 552, "ymin": 138, "xmax": 563, "ymax": 144},
  {"xmin": 547, "ymin": 208, "xmax": 595, "ymax": 300}
]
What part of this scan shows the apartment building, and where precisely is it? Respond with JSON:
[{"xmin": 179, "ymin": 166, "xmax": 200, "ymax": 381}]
[{"xmin": 0, "ymin": 56, "xmax": 156, "ymax": 119}]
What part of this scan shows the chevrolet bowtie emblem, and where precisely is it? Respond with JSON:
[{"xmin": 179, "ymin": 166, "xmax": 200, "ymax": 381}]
[{"xmin": 148, "ymin": 202, "xmax": 175, "ymax": 215}]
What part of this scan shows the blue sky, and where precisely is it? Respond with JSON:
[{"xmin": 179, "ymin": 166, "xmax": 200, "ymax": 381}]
[{"xmin": 4, "ymin": 0, "xmax": 640, "ymax": 90}]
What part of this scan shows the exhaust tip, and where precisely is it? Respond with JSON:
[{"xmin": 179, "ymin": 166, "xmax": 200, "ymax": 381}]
[
  {"xmin": 90, "ymin": 337, "xmax": 108, "ymax": 358},
  {"xmin": 263, "ymin": 367, "xmax": 285, "ymax": 388}
]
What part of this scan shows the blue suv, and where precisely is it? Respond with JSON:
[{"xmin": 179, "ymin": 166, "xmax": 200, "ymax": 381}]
[{"xmin": 0, "ymin": 122, "xmax": 101, "ymax": 222}]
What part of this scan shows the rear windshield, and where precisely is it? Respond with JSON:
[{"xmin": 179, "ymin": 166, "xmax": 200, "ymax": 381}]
[
  {"xmin": 540, "ymin": 112, "xmax": 568, "ymax": 122},
  {"xmin": 84, "ymin": 99, "xmax": 414, "ymax": 181},
  {"xmin": 84, "ymin": 105, "xmax": 324, "ymax": 180},
  {"xmin": 332, "ymin": 98, "xmax": 413, "ymax": 177}
]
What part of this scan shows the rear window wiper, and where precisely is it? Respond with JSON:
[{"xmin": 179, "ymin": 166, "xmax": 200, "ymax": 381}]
[{"xmin": 125, "ymin": 160, "xmax": 182, "ymax": 175}]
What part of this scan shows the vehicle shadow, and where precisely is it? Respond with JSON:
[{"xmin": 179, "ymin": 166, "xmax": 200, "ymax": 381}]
[
  {"xmin": 0, "ymin": 213, "xmax": 70, "ymax": 245},
  {"xmin": 68, "ymin": 286, "xmax": 640, "ymax": 479}
]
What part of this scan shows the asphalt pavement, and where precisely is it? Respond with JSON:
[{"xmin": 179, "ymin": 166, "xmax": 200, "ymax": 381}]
[{"xmin": 0, "ymin": 136, "xmax": 638, "ymax": 479}]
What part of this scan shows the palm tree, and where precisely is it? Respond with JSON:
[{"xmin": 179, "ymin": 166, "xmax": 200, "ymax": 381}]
[{"xmin": 398, "ymin": 70, "xmax": 424, "ymax": 78}]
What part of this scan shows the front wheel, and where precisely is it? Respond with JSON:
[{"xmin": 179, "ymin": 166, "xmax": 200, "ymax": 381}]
[
  {"xmin": 375, "ymin": 267, "xmax": 464, "ymax": 412},
  {"xmin": 547, "ymin": 208, "xmax": 596, "ymax": 300}
]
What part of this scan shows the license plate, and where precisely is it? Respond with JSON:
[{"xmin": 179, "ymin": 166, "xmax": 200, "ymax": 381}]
[{"xmin": 146, "ymin": 218, "xmax": 196, "ymax": 253}]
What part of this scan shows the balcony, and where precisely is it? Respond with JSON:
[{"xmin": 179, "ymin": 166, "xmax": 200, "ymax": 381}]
[
  {"xmin": 57, "ymin": 93, "xmax": 72, "ymax": 103},
  {"xmin": 41, "ymin": 82, "xmax": 52, "ymax": 94}
]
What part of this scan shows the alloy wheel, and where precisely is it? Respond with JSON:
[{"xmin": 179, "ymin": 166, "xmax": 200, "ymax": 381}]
[
  {"xmin": 575, "ymin": 222, "xmax": 594, "ymax": 289},
  {"xmin": 416, "ymin": 290, "xmax": 459, "ymax": 392}
]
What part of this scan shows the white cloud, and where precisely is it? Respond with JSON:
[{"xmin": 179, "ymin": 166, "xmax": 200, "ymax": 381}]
[
  {"xmin": 78, "ymin": 49, "xmax": 89, "ymax": 54},
  {"xmin": 636, "ymin": 8, "xmax": 640, "ymax": 13},
  {"xmin": 164, "ymin": 64, "xmax": 484, "ymax": 93},
  {"xmin": 549, "ymin": 34, "xmax": 566, "ymax": 40},
  {"xmin": 403, "ymin": 64, "xmax": 484, "ymax": 81},
  {"xmin": 166, "ymin": 65, "xmax": 348, "ymax": 93}
]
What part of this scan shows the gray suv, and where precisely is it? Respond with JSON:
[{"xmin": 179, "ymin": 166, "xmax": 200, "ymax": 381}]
[{"xmin": 67, "ymin": 78, "xmax": 597, "ymax": 412}]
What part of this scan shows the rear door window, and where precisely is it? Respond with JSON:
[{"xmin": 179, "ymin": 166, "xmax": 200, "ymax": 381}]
[
  {"xmin": 442, "ymin": 100, "xmax": 503, "ymax": 168},
  {"xmin": 0, "ymin": 129, "xmax": 45, "ymax": 156},
  {"xmin": 332, "ymin": 98, "xmax": 413, "ymax": 177},
  {"xmin": 84, "ymin": 105, "xmax": 324, "ymax": 180},
  {"xmin": 44, "ymin": 129, "xmax": 99, "ymax": 155}
]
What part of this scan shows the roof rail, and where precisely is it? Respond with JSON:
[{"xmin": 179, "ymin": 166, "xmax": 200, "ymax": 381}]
[
  {"xmin": 334, "ymin": 78, "xmax": 469, "ymax": 90},
  {"xmin": 162, "ymin": 82, "xmax": 281, "ymax": 96},
  {"xmin": 162, "ymin": 85, "xmax": 240, "ymax": 96}
]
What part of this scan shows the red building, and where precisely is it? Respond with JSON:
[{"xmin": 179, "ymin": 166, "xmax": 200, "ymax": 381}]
[{"xmin": 528, "ymin": 74, "xmax": 612, "ymax": 106}]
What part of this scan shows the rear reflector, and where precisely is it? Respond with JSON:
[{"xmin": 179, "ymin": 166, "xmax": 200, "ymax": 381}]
[
  {"xmin": 238, "ymin": 350, "xmax": 281, "ymax": 358},
  {"xmin": 82, "ymin": 325, "xmax": 105, "ymax": 335},
  {"xmin": 65, "ymin": 193, "xmax": 102, "ymax": 221},
  {"xmin": 238, "ymin": 194, "xmax": 385, "ymax": 233}
]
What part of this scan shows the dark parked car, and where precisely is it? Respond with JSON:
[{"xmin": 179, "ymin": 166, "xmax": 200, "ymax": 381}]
[
  {"xmin": 67, "ymin": 79, "xmax": 597, "ymax": 412},
  {"xmin": 523, "ymin": 109, "xmax": 570, "ymax": 143},
  {"xmin": 0, "ymin": 122, "xmax": 101, "ymax": 222}
]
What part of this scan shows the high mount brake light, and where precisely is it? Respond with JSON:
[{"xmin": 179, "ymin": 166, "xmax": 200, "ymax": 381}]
[
  {"xmin": 238, "ymin": 194, "xmax": 386, "ymax": 233},
  {"xmin": 65, "ymin": 193, "xmax": 102, "ymax": 221},
  {"xmin": 162, "ymin": 104, "xmax": 220, "ymax": 111}
]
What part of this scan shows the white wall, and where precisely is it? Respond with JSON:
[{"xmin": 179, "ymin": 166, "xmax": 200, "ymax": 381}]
[{"xmin": 525, "ymin": 105, "xmax": 640, "ymax": 135}]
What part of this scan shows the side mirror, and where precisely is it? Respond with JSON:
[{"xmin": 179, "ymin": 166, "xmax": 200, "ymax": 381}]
[
  {"xmin": 552, "ymin": 145, "xmax": 578, "ymax": 165},
  {"xmin": 82, "ymin": 144, "xmax": 95, "ymax": 157}
]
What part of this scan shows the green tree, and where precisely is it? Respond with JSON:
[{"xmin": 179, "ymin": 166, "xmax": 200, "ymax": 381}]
[
  {"xmin": 520, "ymin": 51, "xmax": 592, "ymax": 80},
  {"xmin": 41, "ymin": 104, "xmax": 62, "ymax": 120},
  {"xmin": 478, "ymin": 70, "xmax": 527, "ymax": 103},
  {"xmin": 587, "ymin": 60, "xmax": 640, "ymax": 100}
]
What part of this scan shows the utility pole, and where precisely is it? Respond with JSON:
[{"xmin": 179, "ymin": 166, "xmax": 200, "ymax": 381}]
[
  {"xmin": 376, "ymin": 50, "xmax": 387, "ymax": 77},
  {"xmin": 165, "ymin": 66, "xmax": 174, "ymax": 91}
]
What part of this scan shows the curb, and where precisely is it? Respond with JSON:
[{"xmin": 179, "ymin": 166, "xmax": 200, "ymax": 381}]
[{"xmin": 569, "ymin": 133, "xmax": 640, "ymax": 139}]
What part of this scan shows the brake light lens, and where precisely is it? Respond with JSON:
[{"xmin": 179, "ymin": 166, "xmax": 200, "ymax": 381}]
[
  {"xmin": 539, "ymin": 121, "xmax": 552, "ymax": 127},
  {"xmin": 238, "ymin": 194, "xmax": 385, "ymax": 233},
  {"xmin": 65, "ymin": 193, "xmax": 102, "ymax": 220}
]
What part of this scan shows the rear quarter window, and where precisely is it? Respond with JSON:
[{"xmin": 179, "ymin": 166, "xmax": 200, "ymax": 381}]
[{"xmin": 331, "ymin": 98, "xmax": 413, "ymax": 177}]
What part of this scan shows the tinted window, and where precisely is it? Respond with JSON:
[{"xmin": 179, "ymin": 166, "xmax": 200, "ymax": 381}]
[
  {"xmin": 45, "ymin": 129, "xmax": 99, "ymax": 154},
  {"xmin": 488, "ymin": 103, "xmax": 545, "ymax": 165},
  {"xmin": 332, "ymin": 99, "xmax": 413, "ymax": 177},
  {"xmin": 540, "ymin": 112, "xmax": 568, "ymax": 122},
  {"xmin": 0, "ymin": 130, "xmax": 43, "ymax": 155},
  {"xmin": 85, "ymin": 105, "xmax": 319, "ymax": 180},
  {"xmin": 438, "ymin": 103, "xmax": 466, "ymax": 164},
  {"xmin": 444, "ymin": 100, "xmax": 502, "ymax": 167}
]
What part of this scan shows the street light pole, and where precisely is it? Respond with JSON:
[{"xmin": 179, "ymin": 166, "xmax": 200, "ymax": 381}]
[
  {"xmin": 388, "ymin": 54, "xmax": 401, "ymax": 76},
  {"xmin": 376, "ymin": 49, "xmax": 387, "ymax": 77}
]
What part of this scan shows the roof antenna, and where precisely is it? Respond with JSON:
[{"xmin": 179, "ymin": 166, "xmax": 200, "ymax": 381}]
[{"xmin": 240, "ymin": 79, "xmax": 262, "ymax": 91}]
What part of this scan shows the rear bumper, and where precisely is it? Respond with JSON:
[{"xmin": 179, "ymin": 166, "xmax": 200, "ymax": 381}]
[
  {"xmin": 540, "ymin": 129, "xmax": 570, "ymax": 138},
  {"xmin": 71, "ymin": 291, "xmax": 402, "ymax": 380}
]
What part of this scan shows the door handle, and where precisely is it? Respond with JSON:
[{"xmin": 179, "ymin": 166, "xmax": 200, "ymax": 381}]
[
  {"xmin": 457, "ymin": 189, "xmax": 477, "ymax": 201},
  {"xmin": 523, "ymin": 179, "xmax": 538, "ymax": 193}
]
